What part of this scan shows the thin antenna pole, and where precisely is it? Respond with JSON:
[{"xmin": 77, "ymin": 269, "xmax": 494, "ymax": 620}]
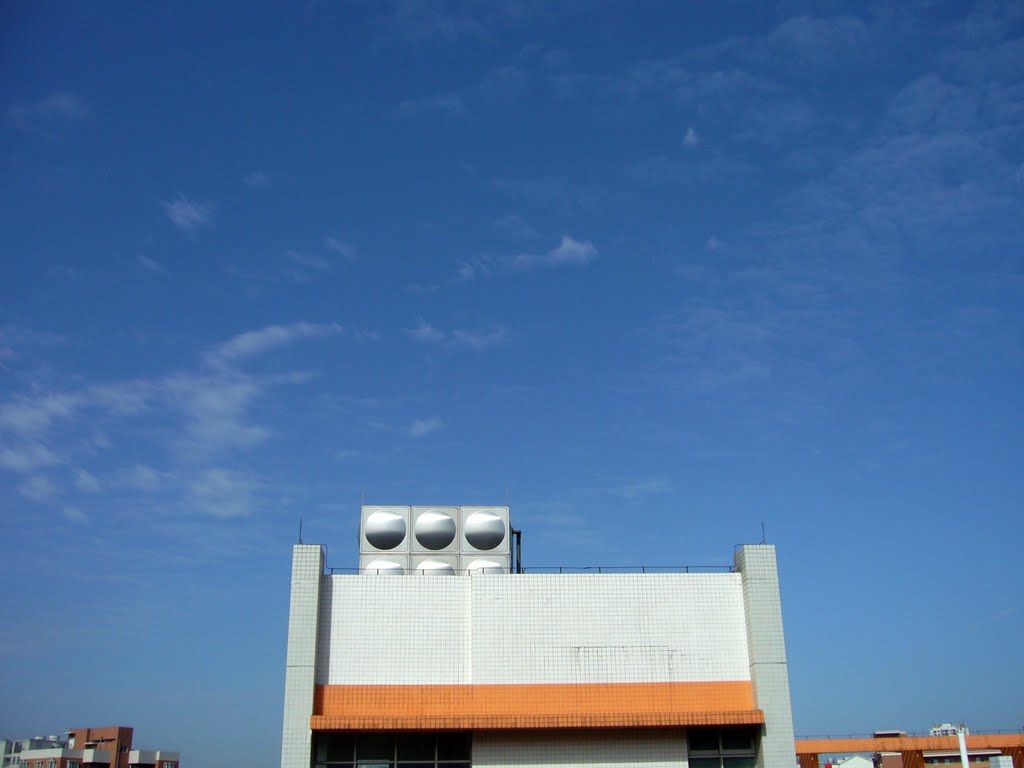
[
  {"xmin": 505, "ymin": 486, "xmax": 510, "ymax": 508},
  {"xmin": 361, "ymin": 487, "xmax": 365, "ymax": 507},
  {"xmin": 761, "ymin": 522, "xmax": 766, "ymax": 544},
  {"xmin": 299, "ymin": 517, "xmax": 303, "ymax": 544}
]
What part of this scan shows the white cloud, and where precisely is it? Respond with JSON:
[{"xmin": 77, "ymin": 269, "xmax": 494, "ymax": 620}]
[
  {"xmin": 407, "ymin": 321, "xmax": 507, "ymax": 349},
  {"xmin": 457, "ymin": 236, "xmax": 598, "ymax": 281},
  {"xmin": 19, "ymin": 475, "xmax": 58, "ymax": 501},
  {"xmin": 509, "ymin": 235, "xmax": 598, "ymax": 271},
  {"xmin": 547, "ymin": 235, "xmax": 598, "ymax": 265},
  {"xmin": 165, "ymin": 373, "xmax": 268, "ymax": 457},
  {"xmin": 62, "ymin": 505, "xmax": 88, "ymax": 524},
  {"xmin": 242, "ymin": 170, "xmax": 271, "ymax": 188},
  {"xmin": 190, "ymin": 468, "xmax": 255, "ymax": 518},
  {"xmin": 113, "ymin": 464, "xmax": 170, "ymax": 492},
  {"xmin": 163, "ymin": 196, "xmax": 214, "ymax": 231},
  {"xmin": 615, "ymin": 479, "xmax": 672, "ymax": 499},
  {"xmin": 207, "ymin": 322, "xmax": 344, "ymax": 366},
  {"xmin": 73, "ymin": 468, "xmax": 101, "ymax": 492},
  {"xmin": 408, "ymin": 417, "xmax": 444, "ymax": 438},
  {"xmin": 325, "ymin": 237, "xmax": 358, "ymax": 260},
  {"xmin": 0, "ymin": 442, "xmax": 60, "ymax": 473},
  {"xmin": 408, "ymin": 320, "xmax": 446, "ymax": 343},
  {"xmin": 491, "ymin": 214, "xmax": 540, "ymax": 239},
  {"xmin": 0, "ymin": 325, "xmax": 64, "ymax": 361},
  {"xmin": 452, "ymin": 327, "xmax": 507, "ymax": 349},
  {"xmin": 0, "ymin": 393, "xmax": 82, "ymax": 435},
  {"xmin": 394, "ymin": 92, "xmax": 467, "ymax": 118},
  {"xmin": 137, "ymin": 255, "xmax": 165, "ymax": 273},
  {"xmin": 455, "ymin": 260, "xmax": 489, "ymax": 281},
  {"xmin": 10, "ymin": 92, "xmax": 88, "ymax": 132},
  {"xmin": 287, "ymin": 250, "xmax": 331, "ymax": 272},
  {"xmin": 684, "ymin": 126, "xmax": 700, "ymax": 147}
]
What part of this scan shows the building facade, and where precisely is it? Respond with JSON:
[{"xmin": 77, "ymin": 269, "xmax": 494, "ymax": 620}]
[
  {"xmin": 3, "ymin": 728, "xmax": 178, "ymax": 768},
  {"xmin": 281, "ymin": 506, "xmax": 797, "ymax": 768}
]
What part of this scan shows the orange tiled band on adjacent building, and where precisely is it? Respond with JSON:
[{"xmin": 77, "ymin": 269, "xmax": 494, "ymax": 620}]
[
  {"xmin": 311, "ymin": 681, "xmax": 764, "ymax": 731},
  {"xmin": 797, "ymin": 735, "xmax": 1024, "ymax": 756}
]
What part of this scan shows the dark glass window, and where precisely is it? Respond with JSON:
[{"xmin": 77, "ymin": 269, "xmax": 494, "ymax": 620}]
[
  {"xmin": 356, "ymin": 734, "xmax": 394, "ymax": 761},
  {"xmin": 688, "ymin": 729, "xmax": 722, "ymax": 753},
  {"xmin": 397, "ymin": 734, "xmax": 435, "ymax": 761},
  {"xmin": 312, "ymin": 732, "xmax": 471, "ymax": 767},
  {"xmin": 721, "ymin": 729, "xmax": 755, "ymax": 752},
  {"xmin": 436, "ymin": 733, "xmax": 470, "ymax": 761},
  {"xmin": 688, "ymin": 727, "xmax": 758, "ymax": 768}
]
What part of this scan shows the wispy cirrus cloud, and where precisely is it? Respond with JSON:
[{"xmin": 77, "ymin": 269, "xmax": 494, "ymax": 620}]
[
  {"xmin": 62, "ymin": 505, "xmax": 88, "ymax": 524},
  {"xmin": 0, "ymin": 393, "xmax": 83, "ymax": 436},
  {"xmin": 206, "ymin": 322, "xmax": 344, "ymax": 367},
  {"xmin": 73, "ymin": 468, "xmax": 101, "ymax": 492},
  {"xmin": 190, "ymin": 467, "xmax": 258, "ymax": 518},
  {"xmin": 137, "ymin": 255, "xmax": 166, "ymax": 273},
  {"xmin": 10, "ymin": 91, "xmax": 88, "ymax": 134},
  {"xmin": 408, "ymin": 417, "xmax": 444, "ymax": 438},
  {"xmin": 407, "ymin": 320, "xmax": 507, "ymax": 349},
  {"xmin": 242, "ymin": 170, "xmax": 271, "ymax": 188},
  {"xmin": 510, "ymin": 235, "xmax": 597, "ymax": 270},
  {"xmin": 111, "ymin": 464, "xmax": 172, "ymax": 492},
  {"xmin": 0, "ymin": 325, "xmax": 64, "ymax": 362},
  {"xmin": 325, "ymin": 237, "xmax": 358, "ymax": 261},
  {"xmin": 451, "ymin": 328, "xmax": 508, "ymax": 349},
  {"xmin": 394, "ymin": 92, "xmax": 467, "ymax": 118},
  {"xmin": 386, "ymin": 0, "xmax": 487, "ymax": 43},
  {"xmin": 164, "ymin": 372, "xmax": 269, "ymax": 458},
  {"xmin": 0, "ymin": 442, "xmax": 60, "ymax": 473},
  {"xmin": 163, "ymin": 196, "xmax": 214, "ymax": 231},
  {"xmin": 408, "ymin": 320, "xmax": 446, "ymax": 343},
  {"xmin": 456, "ymin": 235, "xmax": 598, "ymax": 281},
  {"xmin": 0, "ymin": 322, "xmax": 357, "ymax": 519},
  {"xmin": 287, "ymin": 250, "xmax": 332, "ymax": 272},
  {"xmin": 19, "ymin": 475, "xmax": 59, "ymax": 501}
]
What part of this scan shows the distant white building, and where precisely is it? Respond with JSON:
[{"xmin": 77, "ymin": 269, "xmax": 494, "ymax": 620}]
[
  {"xmin": 930, "ymin": 723, "xmax": 969, "ymax": 737},
  {"xmin": 828, "ymin": 756, "xmax": 873, "ymax": 768}
]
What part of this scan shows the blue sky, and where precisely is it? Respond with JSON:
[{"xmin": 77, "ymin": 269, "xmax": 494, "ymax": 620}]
[{"xmin": 2, "ymin": 0, "xmax": 1022, "ymax": 764}]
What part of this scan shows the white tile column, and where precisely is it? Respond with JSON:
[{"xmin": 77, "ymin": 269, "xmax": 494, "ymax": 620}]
[
  {"xmin": 735, "ymin": 545, "xmax": 797, "ymax": 768},
  {"xmin": 280, "ymin": 544, "xmax": 325, "ymax": 768}
]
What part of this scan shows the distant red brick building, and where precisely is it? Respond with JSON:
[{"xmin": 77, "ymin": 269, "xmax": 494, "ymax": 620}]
[{"xmin": 6, "ymin": 726, "xmax": 178, "ymax": 768}]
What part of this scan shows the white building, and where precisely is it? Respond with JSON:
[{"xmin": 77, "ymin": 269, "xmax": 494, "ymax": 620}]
[{"xmin": 280, "ymin": 506, "xmax": 798, "ymax": 768}]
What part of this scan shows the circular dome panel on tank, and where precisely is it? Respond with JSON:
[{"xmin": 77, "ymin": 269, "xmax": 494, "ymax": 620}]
[
  {"xmin": 364, "ymin": 510, "xmax": 407, "ymax": 550},
  {"xmin": 414, "ymin": 558, "xmax": 456, "ymax": 575},
  {"xmin": 465, "ymin": 558, "xmax": 506, "ymax": 574},
  {"xmin": 362, "ymin": 558, "xmax": 405, "ymax": 575},
  {"xmin": 414, "ymin": 510, "xmax": 457, "ymax": 550},
  {"xmin": 463, "ymin": 510, "xmax": 506, "ymax": 550}
]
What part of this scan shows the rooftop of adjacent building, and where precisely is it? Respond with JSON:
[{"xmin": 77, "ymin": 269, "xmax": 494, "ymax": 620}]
[{"xmin": 1, "ymin": 727, "xmax": 179, "ymax": 768}]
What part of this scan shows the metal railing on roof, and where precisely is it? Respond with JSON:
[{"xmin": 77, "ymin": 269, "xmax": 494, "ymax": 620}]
[
  {"xmin": 325, "ymin": 564, "xmax": 734, "ymax": 575},
  {"xmin": 796, "ymin": 729, "xmax": 1024, "ymax": 740}
]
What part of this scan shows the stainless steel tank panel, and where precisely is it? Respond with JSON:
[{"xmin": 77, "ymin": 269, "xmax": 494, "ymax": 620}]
[
  {"xmin": 413, "ymin": 510, "xmax": 457, "ymax": 550},
  {"xmin": 412, "ymin": 558, "xmax": 457, "ymax": 575},
  {"xmin": 464, "ymin": 558, "xmax": 506, "ymax": 574},
  {"xmin": 463, "ymin": 510, "xmax": 506, "ymax": 550},
  {"xmin": 363, "ymin": 509, "xmax": 407, "ymax": 550},
  {"xmin": 361, "ymin": 557, "xmax": 406, "ymax": 575}
]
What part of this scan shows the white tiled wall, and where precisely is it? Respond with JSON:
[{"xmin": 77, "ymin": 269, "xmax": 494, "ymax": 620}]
[
  {"xmin": 316, "ymin": 573, "xmax": 750, "ymax": 685},
  {"xmin": 474, "ymin": 728, "xmax": 688, "ymax": 768},
  {"xmin": 734, "ymin": 545, "xmax": 796, "ymax": 768},
  {"xmin": 280, "ymin": 545, "xmax": 324, "ymax": 768}
]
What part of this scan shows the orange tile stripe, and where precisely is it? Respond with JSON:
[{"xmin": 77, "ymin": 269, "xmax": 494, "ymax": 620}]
[
  {"xmin": 311, "ymin": 681, "xmax": 764, "ymax": 731},
  {"xmin": 796, "ymin": 735, "xmax": 1024, "ymax": 755}
]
